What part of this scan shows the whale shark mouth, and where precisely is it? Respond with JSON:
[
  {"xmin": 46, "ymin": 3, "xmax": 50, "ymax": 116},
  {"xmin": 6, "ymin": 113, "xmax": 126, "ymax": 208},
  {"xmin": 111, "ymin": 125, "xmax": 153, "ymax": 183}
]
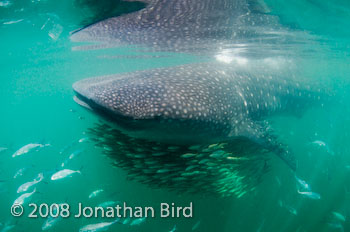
[
  {"xmin": 73, "ymin": 90, "xmax": 149, "ymax": 133},
  {"xmin": 73, "ymin": 95, "xmax": 93, "ymax": 111}
]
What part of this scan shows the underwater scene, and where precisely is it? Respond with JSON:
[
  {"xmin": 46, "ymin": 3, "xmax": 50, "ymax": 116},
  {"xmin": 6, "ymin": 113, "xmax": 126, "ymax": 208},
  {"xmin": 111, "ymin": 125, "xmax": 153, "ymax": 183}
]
[{"xmin": 1, "ymin": 0, "xmax": 350, "ymax": 231}]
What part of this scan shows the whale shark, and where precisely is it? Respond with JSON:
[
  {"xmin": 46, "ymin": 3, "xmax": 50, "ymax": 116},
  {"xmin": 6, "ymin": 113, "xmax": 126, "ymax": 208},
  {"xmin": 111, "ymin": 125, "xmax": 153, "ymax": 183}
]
[
  {"xmin": 73, "ymin": 62, "xmax": 326, "ymax": 171},
  {"xmin": 70, "ymin": 0, "xmax": 294, "ymax": 53}
]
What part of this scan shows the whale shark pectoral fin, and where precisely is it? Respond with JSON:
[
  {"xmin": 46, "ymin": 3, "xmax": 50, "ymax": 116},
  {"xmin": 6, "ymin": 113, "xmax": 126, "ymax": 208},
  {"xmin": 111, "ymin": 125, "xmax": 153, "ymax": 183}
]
[
  {"xmin": 273, "ymin": 145, "xmax": 297, "ymax": 171},
  {"xmin": 232, "ymin": 120, "xmax": 297, "ymax": 171},
  {"xmin": 262, "ymin": 135, "xmax": 297, "ymax": 171}
]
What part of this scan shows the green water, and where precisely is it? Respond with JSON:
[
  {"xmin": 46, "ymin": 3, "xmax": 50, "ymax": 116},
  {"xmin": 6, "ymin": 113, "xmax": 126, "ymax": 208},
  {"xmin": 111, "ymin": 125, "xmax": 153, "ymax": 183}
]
[{"xmin": 1, "ymin": 0, "xmax": 350, "ymax": 231}]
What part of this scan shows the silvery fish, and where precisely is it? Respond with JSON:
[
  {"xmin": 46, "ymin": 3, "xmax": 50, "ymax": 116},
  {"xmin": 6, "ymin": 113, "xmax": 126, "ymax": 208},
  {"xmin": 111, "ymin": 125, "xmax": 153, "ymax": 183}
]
[
  {"xmin": 12, "ymin": 143, "xmax": 50, "ymax": 157},
  {"xmin": 169, "ymin": 225, "xmax": 177, "ymax": 232},
  {"xmin": 310, "ymin": 140, "xmax": 334, "ymax": 155},
  {"xmin": 0, "ymin": 222, "xmax": 15, "ymax": 232},
  {"xmin": 297, "ymin": 190, "xmax": 321, "ymax": 200},
  {"xmin": 295, "ymin": 175, "xmax": 311, "ymax": 192},
  {"xmin": 79, "ymin": 137, "xmax": 89, "ymax": 143},
  {"xmin": 51, "ymin": 169, "xmax": 81, "ymax": 181},
  {"xmin": 42, "ymin": 216, "xmax": 62, "ymax": 231},
  {"xmin": 327, "ymin": 222, "xmax": 344, "ymax": 232},
  {"xmin": 88, "ymin": 189, "xmax": 104, "ymax": 199},
  {"xmin": 79, "ymin": 219, "xmax": 119, "ymax": 232},
  {"xmin": 97, "ymin": 201, "xmax": 120, "ymax": 208},
  {"xmin": 17, "ymin": 172, "xmax": 44, "ymax": 193},
  {"xmin": 122, "ymin": 218, "xmax": 131, "ymax": 225},
  {"xmin": 61, "ymin": 150, "xmax": 82, "ymax": 167},
  {"xmin": 41, "ymin": 204, "xmax": 64, "ymax": 230},
  {"xmin": 13, "ymin": 188, "xmax": 36, "ymax": 205},
  {"xmin": 69, "ymin": 150, "xmax": 83, "ymax": 159},
  {"xmin": 130, "ymin": 217, "xmax": 146, "ymax": 226},
  {"xmin": 311, "ymin": 140, "xmax": 327, "ymax": 147},
  {"xmin": 331, "ymin": 212, "xmax": 346, "ymax": 222}
]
